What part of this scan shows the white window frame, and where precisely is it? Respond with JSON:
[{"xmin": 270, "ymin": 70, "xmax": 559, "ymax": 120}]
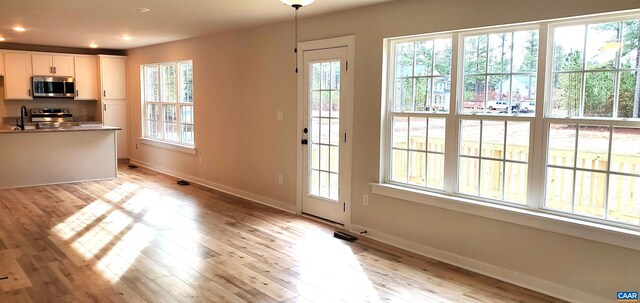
[
  {"xmin": 377, "ymin": 10, "xmax": 640, "ymax": 251},
  {"xmin": 455, "ymin": 27, "xmax": 540, "ymax": 207},
  {"xmin": 140, "ymin": 60, "xmax": 195, "ymax": 150},
  {"xmin": 384, "ymin": 34, "xmax": 453, "ymax": 192}
]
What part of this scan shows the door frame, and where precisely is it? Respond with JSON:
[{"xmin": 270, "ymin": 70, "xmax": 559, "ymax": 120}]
[{"xmin": 296, "ymin": 35, "xmax": 355, "ymax": 228}]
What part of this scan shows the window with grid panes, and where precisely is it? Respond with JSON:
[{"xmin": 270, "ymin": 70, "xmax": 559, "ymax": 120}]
[
  {"xmin": 457, "ymin": 29, "xmax": 538, "ymax": 204},
  {"xmin": 545, "ymin": 18, "xmax": 640, "ymax": 225},
  {"xmin": 142, "ymin": 61, "xmax": 194, "ymax": 146},
  {"xmin": 388, "ymin": 36, "xmax": 452, "ymax": 190},
  {"xmin": 382, "ymin": 14, "xmax": 640, "ymax": 230}
]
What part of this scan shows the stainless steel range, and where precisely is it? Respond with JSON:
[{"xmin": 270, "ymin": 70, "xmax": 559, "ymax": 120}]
[{"xmin": 30, "ymin": 108, "xmax": 73, "ymax": 122}]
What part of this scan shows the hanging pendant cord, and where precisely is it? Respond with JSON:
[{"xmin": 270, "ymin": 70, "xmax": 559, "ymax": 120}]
[{"xmin": 293, "ymin": 5, "xmax": 301, "ymax": 73}]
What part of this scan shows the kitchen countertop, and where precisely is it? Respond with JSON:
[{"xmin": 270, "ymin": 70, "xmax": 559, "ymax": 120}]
[{"xmin": 0, "ymin": 125, "xmax": 122, "ymax": 134}]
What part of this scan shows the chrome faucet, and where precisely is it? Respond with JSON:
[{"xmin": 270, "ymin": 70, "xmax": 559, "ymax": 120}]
[{"xmin": 17, "ymin": 106, "xmax": 27, "ymax": 130}]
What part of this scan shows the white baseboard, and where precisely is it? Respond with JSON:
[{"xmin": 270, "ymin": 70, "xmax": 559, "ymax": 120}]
[
  {"xmin": 349, "ymin": 224, "xmax": 606, "ymax": 303},
  {"xmin": 128, "ymin": 159, "xmax": 296, "ymax": 214}
]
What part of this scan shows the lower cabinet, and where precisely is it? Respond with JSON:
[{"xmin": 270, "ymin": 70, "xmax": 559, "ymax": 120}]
[{"xmin": 102, "ymin": 100, "xmax": 128, "ymax": 159}]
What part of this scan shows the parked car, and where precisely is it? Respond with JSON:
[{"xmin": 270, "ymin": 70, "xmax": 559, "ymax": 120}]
[
  {"xmin": 520, "ymin": 102, "xmax": 536, "ymax": 112},
  {"xmin": 486, "ymin": 101, "xmax": 508, "ymax": 111}
]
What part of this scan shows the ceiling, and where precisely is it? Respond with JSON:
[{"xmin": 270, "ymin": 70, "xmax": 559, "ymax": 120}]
[{"xmin": 0, "ymin": 0, "xmax": 390, "ymax": 50}]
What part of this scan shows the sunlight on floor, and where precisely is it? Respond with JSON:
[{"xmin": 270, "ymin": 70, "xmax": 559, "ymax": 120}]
[
  {"xmin": 50, "ymin": 182, "xmax": 156, "ymax": 281},
  {"xmin": 48, "ymin": 180, "xmax": 391, "ymax": 301},
  {"xmin": 295, "ymin": 228, "xmax": 381, "ymax": 302}
]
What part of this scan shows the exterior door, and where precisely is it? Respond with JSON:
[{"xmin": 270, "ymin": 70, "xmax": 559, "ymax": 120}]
[{"xmin": 301, "ymin": 47, "xmax": 349, "ymax": 225}]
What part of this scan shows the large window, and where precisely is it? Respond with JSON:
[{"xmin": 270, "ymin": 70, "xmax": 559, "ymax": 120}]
[
  {"xmin": 142, "ymin": 61, "xmax": 194, "ymax": 146},
  {"xmin": 457, "ymin": 29, "xmax": 538, "ymax": 204},
  {"xmin": 544, "ymin": 18, "xmax": 640, "ymax": 224},
  {"xmin": 383, "ymin": 14, "xmax": 640, "ymax": 229},
  {"xmin": 388, "ymin": 37, "xmax": 452, "ymax": 191}
]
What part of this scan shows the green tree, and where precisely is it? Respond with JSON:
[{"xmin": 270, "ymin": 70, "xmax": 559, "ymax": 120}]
[
  {"xmin": 464, "ymin": 36, "xmax": 488, "ymax": 103},
  {"xmin": 520, "ymin": 31, "xmax": 539, "ymax": 73},
  {"xmin": 622, "ymin": 20, "xmax": 640, "ymax": 118},
  {"xmin": 520, "ymin": 31, "xmax": 538, "ymax": 100},
  {"xmin": 554, "ymin": 48, "xmax": 583, "ymax": 116},
  {"xmin": 596, "ymin": 21, "xmax": 640, "ymax": 118}
]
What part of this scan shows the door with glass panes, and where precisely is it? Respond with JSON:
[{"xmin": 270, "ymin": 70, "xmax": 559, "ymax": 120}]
[{"xmin": 301, "ymin": 47, "xmax": 348, "ymax": 225}]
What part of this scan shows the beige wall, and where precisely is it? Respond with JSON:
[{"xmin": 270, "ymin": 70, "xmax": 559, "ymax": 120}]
[{"xmin": 126, "ymin": 0, "xmax": 640, "ymax": 301}]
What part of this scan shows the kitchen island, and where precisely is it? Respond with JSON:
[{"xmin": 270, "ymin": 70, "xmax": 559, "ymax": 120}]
[{"xmin": 0, "ymin": 126, "xmax": 121, "ymax": 189}]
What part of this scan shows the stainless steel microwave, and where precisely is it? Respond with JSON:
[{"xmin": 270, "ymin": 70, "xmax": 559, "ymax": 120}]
[{"xmin": 32, "ymin": 76, "xmax": 75, "ymax": 98}]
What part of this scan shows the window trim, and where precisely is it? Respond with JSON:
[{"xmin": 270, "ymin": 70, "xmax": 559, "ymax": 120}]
[
  {"xmin": 140, "ymin": 60, "xmax": 195, "ymax": 147},
  {"xmin": 139, "ymin": 137, "xmax": 197, "ymax": 155},
  {"xmin": 371, "ymin": 182, "xmax": 640, "ymax": 251},
  {"xmin": 380, "ymin": 10, "xmax": 640, "ymax": 242},
  {"xmin": 384, "ymin": 34, "xmax": 454, "ymax": 192}
]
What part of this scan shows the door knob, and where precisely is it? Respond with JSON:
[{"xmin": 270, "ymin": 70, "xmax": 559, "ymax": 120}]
[{"xmin": 301, "ymin": 139, "xmax": 308, "ymax": 145}]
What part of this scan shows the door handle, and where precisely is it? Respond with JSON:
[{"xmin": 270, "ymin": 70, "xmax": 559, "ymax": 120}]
[
  {"xmin": 301, "ymin": 139, "xmax": 308, "ymax": 145},
  {"xmin": 103, "ymin": 90, "xmax": 106, "ymax": 98},
  {"xmin": 28, "ymin": 89, "xmax": 31, "ymax": 97},
  {"xmin": 76, "ymin": 90, "xmax": 79, "ymax": 97},
  {"xmin": 54, "ymin": 66, "xmax": 57, "ymax": 74},
  {"xmin": 104, "ymin": 104, "xmax": 107, "ymax": 111},
  {"xmin": 49, "ymin": 66, "xmax": 53, "ymax": 74}
]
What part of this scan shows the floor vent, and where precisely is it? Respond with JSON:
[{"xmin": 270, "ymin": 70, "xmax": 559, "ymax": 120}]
[{"xmin": 334, "ymin": 231, "xmax": 357, "ymax": 242}]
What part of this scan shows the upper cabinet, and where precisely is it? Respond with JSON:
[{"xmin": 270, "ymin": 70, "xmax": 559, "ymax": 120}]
[
  {"xmin": 74, "ymin": 56, "xmax": 98, "ymax": 100},
  {"xmin": 100, "ymin": 56, "xmax": 127, "ymax": 100},
  {"xmin": 0, "ymin": 53, "xmax": 4, "ymax": 76},
  {"xmin": 4, "ymin": 53, "xmax": 33, "ymax": 100},
  {"xmin": 32, "ymin": 54, "xmax": 74, "ymax": 77}
]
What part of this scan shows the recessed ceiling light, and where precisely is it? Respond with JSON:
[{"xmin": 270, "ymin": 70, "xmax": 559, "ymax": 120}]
[
  {"xmin": 121, "ymin": 35, "xmax": 132, "ymax": 41},
  {"xmin": 13, "ymin": 26, "xmax": 26, "ymax": 32},
  {"xmin": 0, "ymin": 37, "xmax": 5, "ymax": 42},
  {"xmin": 89, "ymin": 43, "xmax": 98, "ymax": 48},
  {"xmin": 132, "ymin": 7, "xmax": 151, "ymax": 13}
]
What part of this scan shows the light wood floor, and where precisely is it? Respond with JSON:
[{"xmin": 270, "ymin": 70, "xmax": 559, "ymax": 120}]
[{"xmin": 0, "ymin": 165, "xmax": 565, "ymax": 303}]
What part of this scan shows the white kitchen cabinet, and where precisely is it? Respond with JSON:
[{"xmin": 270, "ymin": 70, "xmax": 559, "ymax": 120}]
[
  {"xmin": 3, "ymin": 52, "xmax": 33, "ymax": 100},
  {"xmin": 103, "ymin": 101, "xmax": 129, "ymax": 159},
  {"xmin": 74, "ymin": 56, "xmax": 98, "ymax": 100},
  {"xmin": 0, "ymin": 53, "xmax": 4, "ymax": 76},
  {"xmin": 32, "ymin": 54, "xmax": 74, "ymax": 77},
  {"xmin": 100, "ymin": 55, "xmax": 128, "ymax": 159},
  {"xmin": 100, "ymin": 56, "xmax": 127, "ymax": 100}
]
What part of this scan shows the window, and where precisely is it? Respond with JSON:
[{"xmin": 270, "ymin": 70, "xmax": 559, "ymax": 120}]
[
  {"xmin": 544, "ymin": 18, "xmax": 640, "ymax": 224},
  {"xmin": 457, "ymin": 29, "xmax": 538, "ymax": 204},
  {"xmin": 550, "ymin": 20, "xmax": 640, "ymax": 118},
  {"xmin": 458, "ymin": 119, "xmax": 530, "ymax": 204},
  {"xmin": 388, "ymin": 36, "xmax": 452, "ymax": 190},
  {"xmin": 142, "ymin": 61, "xmax": 194, "ymax": 146},
  {"xmin": 382, "ymin": 14, "xmax": 640, "ymax": 230},
  {"xmin": 462, "ymin": 30, "xmax": 538, "ymax": 115}
]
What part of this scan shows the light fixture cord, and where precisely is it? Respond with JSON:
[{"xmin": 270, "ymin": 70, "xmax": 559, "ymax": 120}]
[{"xmin": 294, "ymin": 6, "xmax": 299, "ymax": 73}]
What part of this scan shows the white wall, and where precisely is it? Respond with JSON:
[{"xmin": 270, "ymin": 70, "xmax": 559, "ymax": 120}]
[{"xmin": 126, "ymin": 0, "xmax": 640, "ymax": 301}]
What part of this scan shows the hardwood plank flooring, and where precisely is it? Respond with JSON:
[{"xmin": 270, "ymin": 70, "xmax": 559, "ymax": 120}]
[{"xmin": 0, "ymin": 165, "xmax": 566, "ymax": 303}]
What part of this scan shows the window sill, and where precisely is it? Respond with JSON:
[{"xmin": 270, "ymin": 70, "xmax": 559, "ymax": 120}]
[
  {"xmin": 139, "ymin": 137, "xmax": 197, "ymax": 155},
  {"xmin": 371, "ymin": 183, "xmax": 640, "ymax": 251}
]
